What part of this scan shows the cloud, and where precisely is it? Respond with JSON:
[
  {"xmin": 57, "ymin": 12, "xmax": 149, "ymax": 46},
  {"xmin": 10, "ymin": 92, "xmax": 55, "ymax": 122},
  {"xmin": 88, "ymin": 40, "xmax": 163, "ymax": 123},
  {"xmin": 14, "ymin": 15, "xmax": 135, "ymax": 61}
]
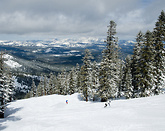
[{"xmin": 0, "ymin": 0, "xmax": 164, "ymax": 40}]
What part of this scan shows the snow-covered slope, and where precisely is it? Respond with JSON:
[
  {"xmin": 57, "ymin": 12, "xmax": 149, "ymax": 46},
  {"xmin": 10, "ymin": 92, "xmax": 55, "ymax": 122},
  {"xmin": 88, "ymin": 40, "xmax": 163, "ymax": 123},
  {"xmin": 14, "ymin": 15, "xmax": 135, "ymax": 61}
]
[
  {"xmin": 1, "ymin": 94, "xmax": 165, "ymax": 131},
  {"xmin": 4, "ymin": 54, "xmax": 22, "ymax": 68}
]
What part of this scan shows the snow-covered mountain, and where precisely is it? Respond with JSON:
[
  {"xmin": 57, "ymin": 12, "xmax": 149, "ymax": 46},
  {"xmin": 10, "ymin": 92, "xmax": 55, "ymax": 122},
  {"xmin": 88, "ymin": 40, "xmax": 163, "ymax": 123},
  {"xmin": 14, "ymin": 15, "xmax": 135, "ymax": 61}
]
[
  {"xmin": 1, "ymin": 93, "xmax": 165, "ymax": 131},
  {"xmin": 0, "ymin": 37, "xmax": 105, "ymax": 48},
  {"xmin": 0, "ymin": 37, "xmax": 135, "ymax": 48}
]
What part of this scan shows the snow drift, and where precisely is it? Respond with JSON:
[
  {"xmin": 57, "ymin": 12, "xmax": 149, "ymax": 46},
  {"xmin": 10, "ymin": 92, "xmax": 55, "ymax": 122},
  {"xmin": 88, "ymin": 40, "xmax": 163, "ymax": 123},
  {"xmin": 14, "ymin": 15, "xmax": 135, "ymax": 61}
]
[{"xmin": 0, "ymin": 93, "xmax": 165, "ymax": 131}]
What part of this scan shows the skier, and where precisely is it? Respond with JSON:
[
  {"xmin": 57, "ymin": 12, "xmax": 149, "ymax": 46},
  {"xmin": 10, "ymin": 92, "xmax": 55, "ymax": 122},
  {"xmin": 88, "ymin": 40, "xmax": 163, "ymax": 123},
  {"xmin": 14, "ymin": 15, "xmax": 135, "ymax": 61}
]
[
  {"xmin": 104, "ymin": 103, "xmax": 107, "ymax": 108},
  {"xmin": 66, "ymin": 100, "xmax": 68, "ymax": 104},
  {"xmin": 108, "ymin": 100, "xmax": 111, "ymax": 106}
]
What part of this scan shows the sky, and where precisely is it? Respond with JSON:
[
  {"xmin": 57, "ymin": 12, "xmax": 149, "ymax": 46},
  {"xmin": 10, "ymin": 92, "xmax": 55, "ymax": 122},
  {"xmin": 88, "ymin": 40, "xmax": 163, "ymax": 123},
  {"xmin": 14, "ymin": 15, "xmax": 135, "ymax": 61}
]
[{"xmin": 0, "ymin": 0, "xmax": 164, "ymax": 40}]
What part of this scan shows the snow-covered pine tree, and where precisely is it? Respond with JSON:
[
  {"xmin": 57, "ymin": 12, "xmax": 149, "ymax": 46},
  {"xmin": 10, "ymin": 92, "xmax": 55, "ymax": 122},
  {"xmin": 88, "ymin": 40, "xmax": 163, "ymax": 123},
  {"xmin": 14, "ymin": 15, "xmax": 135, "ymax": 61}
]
[
  {"xmin": 0, "ymin": 52, "xmax": 5, "ymax": 118},
  {"xmin": 31, "ymin": 79, "xmax": 36, "ymax": 97},
  {"xmin": 0, "ymin": 52, "xmax": 10, "ymax": 118},
  {"xmin": 140, "ymin": 31, "xmax": 155, "ymax": 97},
  {"xmin": 153, "ymin": 10, "xmax": 165, "ymax": 95},
  {"xmin": 122, "ymin": 55, "xmax": 134, "ymax": 99},
  {"xmin": 91, "ymin": 61, "xmax": 99, "ymax": 89},
  {"xmin": 117, "ymin": 60, "xmax": 125, "ymax": 98},
  {"xmin": 39, "ymin": 75, "xmax": 44, "ymax": 96},
  {"xmin": 131, "ymin": 31, "xmax": 144, "ymax": 97},
  {"xmin": 68, "ymin": 68, "xmax": 76, "ymax": 95},
  {"xmin": 91, "ymin": 61, "xmax": 99, "ymax": 101},
  {"xmin": 36, "ymin": 83, "xmax": 40, "ymax": 97},
  {"xmin": 75, "ymin": 63, "xmax": 81, "ymax": 93},
  {"xmin": 48, "ymin": 72, "xmax": 54, "ymax": 95},
  {"xmin": 60, "ymin": 69, "xmax": 68, "ymax": 95},
  {"xmin": 56, "ymin": 73, "xmax": 62, "ymax": 94},
  {"xmin": 52, "ymin": 75, "xmax": 58, "ymax": 94},
  {"xmin": 81, "ymin": 49, "xmax": 93, "ymax": 102},
  {"xmin": 98, "ymin": 21, "xmax": 120, "ymax": 102},
  {"xmin": 56, "ymin": 70, "xmax": 68, "ymax": 95},
  {"xmin": 43, "ymin": 75, "xmax": 48, "ymax": 95},
  {"xmin": 7, "ymin": 71, "xmax": 15, "ymax": 102}
]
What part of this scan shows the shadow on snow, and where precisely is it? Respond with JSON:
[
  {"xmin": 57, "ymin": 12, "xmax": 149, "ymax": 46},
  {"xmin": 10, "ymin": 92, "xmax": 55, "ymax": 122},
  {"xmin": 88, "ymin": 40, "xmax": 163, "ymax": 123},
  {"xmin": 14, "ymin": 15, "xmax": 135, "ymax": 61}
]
[{"xmin": 0, "ymin": 106, "xmax": 22, "ymax": 130}]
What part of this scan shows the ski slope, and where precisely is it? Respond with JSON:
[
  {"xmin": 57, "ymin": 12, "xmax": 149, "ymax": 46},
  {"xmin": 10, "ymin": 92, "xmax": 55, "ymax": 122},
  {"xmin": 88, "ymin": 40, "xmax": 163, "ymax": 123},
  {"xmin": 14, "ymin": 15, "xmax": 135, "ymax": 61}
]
[{"xmin": 1, "ymin": 93, "xmax": 165, "ymax": 131}]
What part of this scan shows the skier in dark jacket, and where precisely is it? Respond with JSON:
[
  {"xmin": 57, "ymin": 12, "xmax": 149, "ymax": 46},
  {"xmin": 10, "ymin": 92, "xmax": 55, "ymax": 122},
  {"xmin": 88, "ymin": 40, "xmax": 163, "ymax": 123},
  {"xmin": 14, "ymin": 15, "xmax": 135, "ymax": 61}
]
[{"xmin": 104, "ymin": 103, "xmax": 107, "ymax": 108}]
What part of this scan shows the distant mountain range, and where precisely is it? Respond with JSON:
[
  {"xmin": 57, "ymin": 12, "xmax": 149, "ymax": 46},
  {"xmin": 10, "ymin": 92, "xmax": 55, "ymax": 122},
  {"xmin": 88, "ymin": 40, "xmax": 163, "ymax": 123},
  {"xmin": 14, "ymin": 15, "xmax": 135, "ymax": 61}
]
[
  {"xmin": 0, "ymin": 37, "xmax": 135, "ymax": 47},
  {"xmin": 1, "ymin": 38, "xmax": 135, "ymax": 74}
]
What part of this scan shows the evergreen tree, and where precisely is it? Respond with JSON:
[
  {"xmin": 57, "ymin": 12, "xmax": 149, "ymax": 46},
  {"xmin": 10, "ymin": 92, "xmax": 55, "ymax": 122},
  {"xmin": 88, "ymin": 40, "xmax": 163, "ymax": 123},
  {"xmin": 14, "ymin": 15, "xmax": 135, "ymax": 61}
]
[
  {"xmin": 68, "ymin": 68, "xmax": 75, "ymax": 95},
  {"xmin": 39, "ymin": 75, "xmax": 44, "ymax": 96},
  {"xmin": 7, "ymin": 71, "xmax": 15, "ymax": 102},
  {"xmin": 31, "ymin": 79, "xmax": 36, "ymax": 97},
  {"xmin": 117, "ymin": 60, "xmax": 125, "ymax": 98},
  {"xmin": 43, "ymin": 75, "xmax": 48, "ymax": 95},
  {"xmin": 131, "ymin": 31, "xmax": 144, "ymax": 97},
  {"xmin": 153, "ymin": 10, "xmax": 165, "ymax": 95},
  {"xmin": 48, "ymin": 72, "xmax": 54, "ymax": 95},
  {"xmin": 91, "ymin": 61, "xmax": 99, "ymax": 101},
  {"xmin": 56, "ymin": 70, "xmax": 68, "ymax": 95},
  {"xmin": 52, "ymin": 75, "xmax": 58, "ymax": 94},
  {"xmin": 99, "ymin": 21, "xmax": 120, "ymax": 102},
  {"xmin": 56, "ymin": 73, "xmax": 62, "ymax": 94},
  {"xmin": 140, "ymin": 31, "xmax": 155, "ymax": 97},
  {"xmin": 60, "ymin": 69, "xmax": 68, "ymax": 95},
  {"xmin": 122, "ymin": 55, "xmax": 133, "ymax": 99},
  {"xmin": 75, "ymin": 63, "xmax": 81, "ymax": 93},
  {"xmin": 81, "ymin": 49, "xmax": 93, "ymax": 102},
  {"xmin": 0, "ymin": 52, "xmax": 11, "ymax": 118},
  {"xmin": 0, "ymin": 52, "xmax": 5, "ymax": 118}
]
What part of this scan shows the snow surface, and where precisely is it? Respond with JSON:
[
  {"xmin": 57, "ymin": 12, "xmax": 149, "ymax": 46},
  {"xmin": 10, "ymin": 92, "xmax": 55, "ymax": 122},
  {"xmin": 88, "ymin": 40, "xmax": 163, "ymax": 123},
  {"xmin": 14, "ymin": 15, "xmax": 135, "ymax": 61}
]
[{"xmin": 1, "ymin": 93, "xmax": 165, "ymax": 131}]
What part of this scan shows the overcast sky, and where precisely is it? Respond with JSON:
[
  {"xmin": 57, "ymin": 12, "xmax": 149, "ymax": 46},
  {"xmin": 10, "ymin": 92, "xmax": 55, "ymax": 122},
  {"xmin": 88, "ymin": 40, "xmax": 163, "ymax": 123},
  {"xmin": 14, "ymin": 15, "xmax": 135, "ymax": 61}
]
[{"xmin": 0, "ymin": 0, "xmax": 164, "ymax": 40}]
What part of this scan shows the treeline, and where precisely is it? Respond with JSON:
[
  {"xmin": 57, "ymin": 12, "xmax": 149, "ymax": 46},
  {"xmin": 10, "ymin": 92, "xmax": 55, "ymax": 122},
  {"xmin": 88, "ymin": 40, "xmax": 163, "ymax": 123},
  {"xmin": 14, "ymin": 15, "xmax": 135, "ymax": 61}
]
[{"xmin": 28, "ymin": 11, "xmax": 165, "ymax": 102}]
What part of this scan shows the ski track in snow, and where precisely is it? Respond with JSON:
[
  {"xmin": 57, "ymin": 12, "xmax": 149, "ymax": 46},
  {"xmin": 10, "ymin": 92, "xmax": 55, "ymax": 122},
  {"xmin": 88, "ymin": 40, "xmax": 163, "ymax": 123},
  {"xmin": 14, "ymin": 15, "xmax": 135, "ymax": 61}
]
[{"xmin": 0, "ymin": 93, "xmax": 165, "ymax": 131}]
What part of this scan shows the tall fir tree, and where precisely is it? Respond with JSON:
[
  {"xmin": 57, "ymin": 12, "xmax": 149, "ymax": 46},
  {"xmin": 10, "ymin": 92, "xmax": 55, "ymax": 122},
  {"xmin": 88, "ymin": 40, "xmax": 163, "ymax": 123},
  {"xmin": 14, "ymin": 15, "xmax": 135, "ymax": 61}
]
[
  {"xmin": 81, "ymin": 49, "xmax": 93, "ymax": 102},
  {"xmin": 43, "ymin": 75, "xmax": 49, "ymax": 95},
  {"xmin": 31, "ymin": 79, "xmax": 36, "ymax": 97},
  {"xmin": 60, "ymin": 69, "xmax": 68, "ymax": 95},
  {"xmin": 91, "ymin": 61, "xmax": 99, "ymax": 101},
  {"xmin": 122, "ymin": 55, "xmax": 133, "ymax": 99},
  {"xmin": 56, "ymin": 70, "xmax": 68, "ymax": 95},
  {"xmin": 131, "ymin": 31, "xmax": 144, "ymax": 97},
  {"xmin": 6, "ymin": 71, "xmax": 15, "ymax": 102},
  {"xmin": 56, "ymin": 73, "xmax": 62, "ymax": 94},
  {"xmin": 0, "ymin": 52, "xmax": 13, "ymax": 118},
  {"xmin": 48, "ymin": 72, "xmax": 54, "ymax": 95},
  {"xmin": 39, "ymin": 75, "xmax": 45, "ymax": 96},
  {"xmin": 99, "ymin": 21, "xmax": 120, "ymax": 102},
  {"xmin": 52, "ymin": 75, "xmax": 58, "ymax": 94},
  {"xmin": 117, "ymin": 60, "xmax": 125, "ymax": 98},
  {"xmin": 140, "ymin": 31, "xmax": 155, "ymax": 97},
  {"xmin": 68, "ymin": 68, "xmax": 76, "ymax": 95},
  {"xmin": 75, "ymin": 63, "xmax": 81, "ymax": 93},
  {"xmin": 153, "ymin": 10, "xmax": 165, "ymax": 95}
]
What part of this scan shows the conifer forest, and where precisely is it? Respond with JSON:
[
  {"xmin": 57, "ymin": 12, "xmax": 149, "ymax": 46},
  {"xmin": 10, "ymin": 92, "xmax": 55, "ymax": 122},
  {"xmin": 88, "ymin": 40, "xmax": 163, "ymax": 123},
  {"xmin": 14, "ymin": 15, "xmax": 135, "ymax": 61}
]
[{"xmin": 0, "ymin": 10, "xmax": 165, "ymax": 118}]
